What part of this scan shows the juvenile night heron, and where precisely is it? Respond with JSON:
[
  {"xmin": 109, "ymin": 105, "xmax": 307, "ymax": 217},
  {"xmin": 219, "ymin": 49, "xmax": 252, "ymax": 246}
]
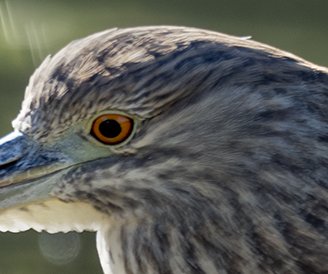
[{"xmin": 0, "ymin": 26, "xmax": 327, "ymax": 274}]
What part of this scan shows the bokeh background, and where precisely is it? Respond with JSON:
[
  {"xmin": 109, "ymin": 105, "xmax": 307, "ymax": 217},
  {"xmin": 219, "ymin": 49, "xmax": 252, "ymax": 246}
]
[{"xmin": 0, "ymin": 0, "xmax": 327, "ymax": 273}]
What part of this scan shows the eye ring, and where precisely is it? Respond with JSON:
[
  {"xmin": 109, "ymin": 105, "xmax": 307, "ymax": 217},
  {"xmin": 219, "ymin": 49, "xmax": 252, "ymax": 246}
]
[{"xmin": 91, "ymin": 114, "xmax": 134, "ymax": 145}]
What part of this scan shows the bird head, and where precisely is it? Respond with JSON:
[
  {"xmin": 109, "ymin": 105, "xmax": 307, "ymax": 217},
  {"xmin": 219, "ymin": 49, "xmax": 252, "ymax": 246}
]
[{"xmin": 0, "ymin": 26, "xmax": 327, "ymax": 273}]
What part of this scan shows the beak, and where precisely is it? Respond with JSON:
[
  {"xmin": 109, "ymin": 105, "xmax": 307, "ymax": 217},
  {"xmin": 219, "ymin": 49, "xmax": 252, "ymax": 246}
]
[
  {"xmin": 0, "ymin": 131, "xmax": 76, "ymax": 232},
  {"xmin": 0, "ymin": 131, "xmax": 72, "ymax": 208},
  {"xmin": 0, "ymin": 131, "xmax": 107, "ymax": 233}
]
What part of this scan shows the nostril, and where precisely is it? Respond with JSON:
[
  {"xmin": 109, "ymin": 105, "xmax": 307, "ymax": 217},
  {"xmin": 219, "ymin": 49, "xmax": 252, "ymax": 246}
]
[
  {"xmin": 0, "ymin": 152, "xmax": 24, "ymax": 170},
  {"xmin": 0, "ymin": 159, "xmax": 20, "ymax": 170}
]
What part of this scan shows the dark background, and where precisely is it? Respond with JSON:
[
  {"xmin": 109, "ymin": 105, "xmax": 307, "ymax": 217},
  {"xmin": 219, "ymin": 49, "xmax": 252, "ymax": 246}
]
[{"xmin": 0, "ymin": 0, "xmax": 327, "ymax": 273}]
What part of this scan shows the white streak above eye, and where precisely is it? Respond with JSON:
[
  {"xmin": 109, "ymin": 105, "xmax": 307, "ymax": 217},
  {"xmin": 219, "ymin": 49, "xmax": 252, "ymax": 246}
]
[{"xmin": 0, "ymin": 131, "xmax": 22, "ymax": 146}]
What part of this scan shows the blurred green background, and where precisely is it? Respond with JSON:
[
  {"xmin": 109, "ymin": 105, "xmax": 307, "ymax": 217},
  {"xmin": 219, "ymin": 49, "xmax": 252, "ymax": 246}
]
[{"xmin": 0, "ymin": 0, "xmax": 327, "ymax": 273}]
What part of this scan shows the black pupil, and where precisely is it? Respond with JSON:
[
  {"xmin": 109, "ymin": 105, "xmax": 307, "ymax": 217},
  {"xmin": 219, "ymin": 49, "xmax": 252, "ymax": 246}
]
[{"xmin": 99, "ymin": 119, "xmax": 122, "ymax": 138}]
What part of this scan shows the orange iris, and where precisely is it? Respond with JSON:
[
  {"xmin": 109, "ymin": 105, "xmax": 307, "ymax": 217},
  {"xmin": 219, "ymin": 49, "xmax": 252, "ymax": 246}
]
[{"xmin": 91, "ymin": 114, "xmax": 133, "ymax": 145}]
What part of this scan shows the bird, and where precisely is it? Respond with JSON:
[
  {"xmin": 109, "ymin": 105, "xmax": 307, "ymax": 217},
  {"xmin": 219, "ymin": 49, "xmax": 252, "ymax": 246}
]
[{"xmin": 0, "ymin": 26, "xmax": 327, "ymax": 274}]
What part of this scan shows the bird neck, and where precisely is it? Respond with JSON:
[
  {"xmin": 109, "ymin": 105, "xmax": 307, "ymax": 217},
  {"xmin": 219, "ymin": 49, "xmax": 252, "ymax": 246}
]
[
  {"xmin": 96, "ymin": 217, "xmax": 222, "ymax": 274},
  {"xmin": 95, "ymin": 195, "xmax": 259, "ymax": 274}
]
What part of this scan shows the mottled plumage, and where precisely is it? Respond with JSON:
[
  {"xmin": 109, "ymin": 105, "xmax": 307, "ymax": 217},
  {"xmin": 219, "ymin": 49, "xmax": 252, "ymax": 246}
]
[{"xmin": 0, "ymin": 26, "xmax": 327, "ymax": 274}]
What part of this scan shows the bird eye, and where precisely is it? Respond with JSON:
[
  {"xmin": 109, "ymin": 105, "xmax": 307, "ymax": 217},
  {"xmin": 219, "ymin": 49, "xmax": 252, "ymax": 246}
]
[{"xmin": 91, "ymin": 114, "xmax": 134, "ymax": 145}]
